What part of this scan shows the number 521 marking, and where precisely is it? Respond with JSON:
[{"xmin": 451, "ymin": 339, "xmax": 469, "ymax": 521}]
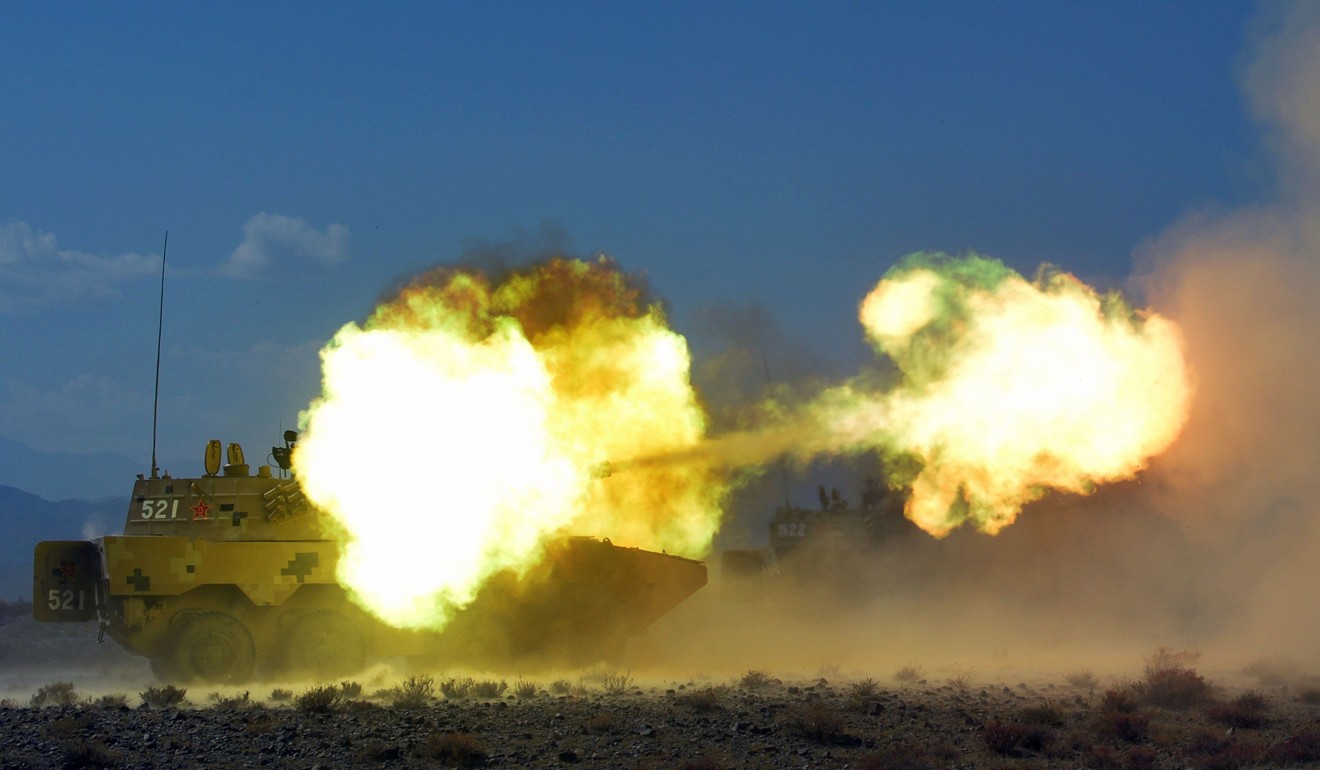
[
  {"xmin": 140, "ymin": 499, "xmax": 179, "ymax": 519},
  {"xmin": 47, "ymin": 589, "xmax": 85, "ymax": 611}
]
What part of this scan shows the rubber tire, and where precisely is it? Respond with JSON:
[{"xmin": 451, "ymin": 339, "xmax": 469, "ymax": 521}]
[
  {"xmin": 168, "ymin": 612, "xmax": 256, "ymax": 684},
  {"xmin": 283, "ymin": 610, "xmax": 366, "ymax": 680}
]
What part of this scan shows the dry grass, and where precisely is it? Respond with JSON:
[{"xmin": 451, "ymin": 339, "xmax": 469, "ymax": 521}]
[
  {"xmin": 513, "ymin": 678, "xmax": 538, "ymax": 699},
  {"xmin": 1177, "ymin": 725, "xmax": 1267, "ymax": 768},
  {"xmin": 440, "ymin": 677, "xmax": 475, "ymax": 699},
  {"xmin": 92, "ymin": 693, "xmax": 129, "ymax": 708},
  {"xmin": 472, "ymin": 679, "xmax": 507, "ymax": 699},
  {"xmin": 1101, "ymin": 687, "xmax": 1139, "ymax": 713},
  {"xmin": 295, "ymin": 685, "xmax": 342, "ymax": 714},
  {"xmin": 139, "ymin": 684, "xmax": 187, "ymax": 708},
  {"xmin": 207, "ymin": 690, "xmax": 254, "ymax": 710},
  {"xmin": 1017, "ymin": 701, "xmax": 1065, "ymax": 726},
  {"xmin": 849, "ymin": 678, "xmax": 880, "ymax": 699},
  {"xmin": 388, "ymin": 675, "xmax": 436, "ymax": 708},
  {"xmin": 31, "ymin": 681, "xmax": 79, "ymax": 707},
  {"xmin": 268, "ymin": 687, "xmax": 293, "ymax": 702},
  {"xmin": 1090, "ymin": 683, "xmax": 1150, "ymax": 744},
  {"xmin": 676, "ymin": 687, "xmax": 720, "ymax": 713},
  {"xmin": 982, "ymin": 721, "xmax": 1027, "ymax": 755},
  {"xmin": 1264, "ymin": 725, "xmax": 1320, "ymax": 764},
  {"xmin": 549, "ymin": 679, "xmax": 572, "ymax": 695},
  {"xmin": 1092, "ymin": 709, "xmax": 1150, "ymax": 743},
  {"xmin": 1065, "ymin": 669, "xmax": 1099, "ymax": 690},
  {"xmin": 599, "ymin": 670, "xmax": 633, "ymax": 694},
  {"xmin": 893, "ymin": 664, "xmax": 922, "ymax": 683},
  {"xmin": 739, "ymin": 669, "xmax": 773, "ymax": 691},
  {"xmin": 983, "ymin": 717, "xmax": 1057, "ymax": 757},
  {"xmin": 339, "ymin": 680, "xmax": 363, "ymax": 698},
  {"xmin": 1207, "ymin": 692, "xmax": 1269, "ymax": 729},
  {"xmin": 1132, "ymin": 666, "xmax": 1212, "ymax": 709}
]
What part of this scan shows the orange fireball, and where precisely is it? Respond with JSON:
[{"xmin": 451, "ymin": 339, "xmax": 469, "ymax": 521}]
[
  {"xmin": 294, "ymin": 258, "xmax": 725, "ymax": 631},
  {"xmin": 846, "ymin": 253, "xmax": 1192, "ymax": 535}
]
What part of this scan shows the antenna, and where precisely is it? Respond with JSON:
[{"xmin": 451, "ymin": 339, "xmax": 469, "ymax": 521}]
[{"xmin": 150, "ymin": 231, "xmax": 168, "ymax": 479}]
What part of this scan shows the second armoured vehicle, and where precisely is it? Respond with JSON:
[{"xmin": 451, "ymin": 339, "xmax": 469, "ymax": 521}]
[
  {"xmin": 33, "ymin": 432, "xmax": 707, "ymax": 683},
  {"xmin": 720, "ymin": 479, "xmax": 910, "ymax": 600}
]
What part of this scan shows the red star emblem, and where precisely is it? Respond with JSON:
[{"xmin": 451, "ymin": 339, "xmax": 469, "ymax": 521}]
[
  {"xmin": 58, "ymin": 560, "xmax": 77, "ymax": 580},
  {"xmin": 191, "ymin": 499, "xmax": 211, "ymax": 520}
]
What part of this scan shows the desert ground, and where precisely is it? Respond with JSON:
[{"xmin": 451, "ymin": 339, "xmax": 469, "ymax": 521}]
[{"xmin": 5, "ymin": 600, "xmax": 1320, "ymax": 769}]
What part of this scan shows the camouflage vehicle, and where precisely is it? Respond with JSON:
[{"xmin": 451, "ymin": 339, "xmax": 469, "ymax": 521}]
[
  {"xmin": 720, "ymin": 479, "xmax": 908, "ymax": 600},
  {"xmin": 33, "ymin": 432, "xmax": 706, "ymax": 683}
]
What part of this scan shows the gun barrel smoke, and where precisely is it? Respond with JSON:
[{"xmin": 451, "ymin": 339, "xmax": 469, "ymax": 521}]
[{"xmin": 614, "ymin": 406, "xmax": 892, "ymax": 474}]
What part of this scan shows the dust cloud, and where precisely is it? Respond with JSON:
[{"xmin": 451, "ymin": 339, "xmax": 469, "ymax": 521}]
[
  {"xmin": 1133, "ymin": 0, "xmax": 1320, "ymax": 667},
  {"xmin": 646, "ymin": 2, "xmax": 1320, "ymax": 687}
]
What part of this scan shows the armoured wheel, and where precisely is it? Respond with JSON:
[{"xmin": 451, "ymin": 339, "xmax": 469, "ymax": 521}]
[
  {"xmin": 283, "ymin": 610, "xmax": 365, "ymax": 679},
  {"xmin": 168, "ymin": 612, "xmax": 255, "ymax": 684}
]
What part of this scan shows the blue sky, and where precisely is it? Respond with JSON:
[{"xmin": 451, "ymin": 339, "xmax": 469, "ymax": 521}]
[{"xmin": 0, "ymin": 2, "xmax": 1264, "ymax": 470}]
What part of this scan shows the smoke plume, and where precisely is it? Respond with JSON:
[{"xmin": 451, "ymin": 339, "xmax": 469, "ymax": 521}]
[{"xmin": 1133, "ymin": 1, "xmax": 1320, "ymax": 660}]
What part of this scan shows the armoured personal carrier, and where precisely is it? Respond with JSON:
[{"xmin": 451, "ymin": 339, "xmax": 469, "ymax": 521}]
[
  {"xmin": 720, "ymin": 479, "xmax": 910, "ymax": 601},
  {"xmin": 33, "ymin": 432, "xmax": 706, "ymax": 683}
]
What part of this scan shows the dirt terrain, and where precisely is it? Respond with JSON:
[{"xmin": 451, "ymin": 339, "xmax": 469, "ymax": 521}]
[{"xmin": 5, "ymin": 601, "xmax": 1320, "ymax": 769}]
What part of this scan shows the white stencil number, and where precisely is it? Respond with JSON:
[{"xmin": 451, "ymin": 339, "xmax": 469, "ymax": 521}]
[
  {"xmin": 139, "ymin": 499, "xmax": 179, "ymax": 520},
  {"xmin": 46, "ymin": 589, "xmax": 85, "ymax": 612},
  {"xmin": 776, "ymin": 522, "xmax": 807, "ymax": 538}
]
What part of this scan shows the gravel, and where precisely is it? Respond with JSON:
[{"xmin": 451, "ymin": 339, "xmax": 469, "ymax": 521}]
[{"xmin": 6, "ymin": 604, "xmax": 1320, "ymax": 769}]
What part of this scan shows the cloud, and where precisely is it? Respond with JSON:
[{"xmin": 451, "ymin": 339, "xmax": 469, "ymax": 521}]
[
  {"xmin": 0, "ymin": 221, "xmax": 158, "ymax": 312},
  {"xmin": 0, "ymin": 374, "xmax": 149, "ymax": 454},
  {"xmin": 0, "ymin": 339, "xmax": 325, "ymax": 458},
  {"xmin": 221, "ymin": 212, "xmax": 350, "ymax": 278}
]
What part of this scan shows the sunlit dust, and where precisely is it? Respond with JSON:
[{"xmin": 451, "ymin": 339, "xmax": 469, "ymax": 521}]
[{"xmin": 294, "ymin": 258, "xmax": 725, "ymax": 630}]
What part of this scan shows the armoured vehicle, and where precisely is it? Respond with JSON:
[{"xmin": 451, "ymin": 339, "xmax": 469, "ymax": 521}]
[
  {"xmin": 33, "ymin": 432, "xmax": 706, "ymax": 683},
  {"xmin": 720, "ymin": 478, "xmax": 909, "ymax": 600}
]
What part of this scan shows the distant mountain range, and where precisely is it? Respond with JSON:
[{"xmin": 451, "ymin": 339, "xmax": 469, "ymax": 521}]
[
  {"xmin": 0, "ymin": 484, "xmax": 124, "ymax": 549},
  {"xmin": 0, "ymin": 483, "xmax": 127, "ymax": 600},
  {"xmin": 0, "ymin": 435, "xmax": 193, "ymax": 502},
  {"xmin": 0, "ymin": 436, "xmax": 197, "ymax": 600}
]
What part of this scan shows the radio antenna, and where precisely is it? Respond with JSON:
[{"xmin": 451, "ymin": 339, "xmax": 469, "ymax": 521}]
[{"xmin": 150, "ymin": 231, "xmax": 168, "ymax": 479}]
